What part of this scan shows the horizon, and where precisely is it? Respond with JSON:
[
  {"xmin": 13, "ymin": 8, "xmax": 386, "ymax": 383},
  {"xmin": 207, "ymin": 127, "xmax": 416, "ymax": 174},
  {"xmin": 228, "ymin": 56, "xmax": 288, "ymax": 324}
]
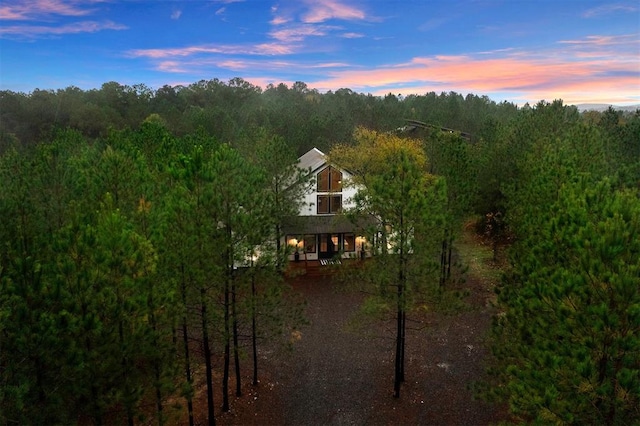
[{"xmin": 1, "ymin": 0, "xmax": 639, "ymax": 107}]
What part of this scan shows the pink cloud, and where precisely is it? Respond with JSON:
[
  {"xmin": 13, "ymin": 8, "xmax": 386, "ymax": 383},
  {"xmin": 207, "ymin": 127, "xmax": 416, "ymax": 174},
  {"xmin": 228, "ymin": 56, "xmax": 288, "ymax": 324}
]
[
  {"xmin": 0, "ymin": 0, "xmax": 96, "ymax": 20},
  {"xmin": 128, "ymin": 41, "xmax": 297, "ymax": 59},
  {"xmin": 149, "ymin": 57, "xmax": 350, "ymax": 74},
  {"xmin": 301, "ymin": 0, "xmax": 366, "ymax": 23},
  {"xmin": 269, "ymin": 4, "xmax": 292, "ymax": 25},
  {"xmin": 559, "ymin": 34, "xmax": 637, "ymax": 47},
  {"xmin": 477, "ymin": 47, "xmax": 518, "ymax": 55},
  {"xmin": 157, "ymin": 61, "xmax": 188, "ymax": 73},
  {"xmin": 270, "ymin": 16, "xmax": 289, "ymax": 25},
  {"xmin": 216, "ymin": 60, "xmax": 249, "ymax": 70},
  {"xmin": 582, "ymin": 3, "xmax": 638, "ymax": 18},
  {"xmin": 341, "ymin": 32, "xmax": 364, "ymax": 39},
  {"xmin": 0, "ymin": 20, "xmax": 127, "ymax": 37},
  {"xmin": 308, "ymin": 50, "xmax": 639, "ymax": 105},
  {"xmin": 268, "ymin": 24, "xmax": 334, "ymax": 42},
  {"xmin": 306, "ymin": 32, "xmax": 639, "ymax": 98},
  {"xmin": 254, "ymin": 42, "xmax": 298, "ymax": 55}
]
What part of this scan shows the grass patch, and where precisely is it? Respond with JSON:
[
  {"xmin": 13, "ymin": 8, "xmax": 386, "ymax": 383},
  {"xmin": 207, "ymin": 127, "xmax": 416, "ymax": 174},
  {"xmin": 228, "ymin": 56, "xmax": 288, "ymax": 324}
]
[{"xmin": 456, "ymin": 223, "xmax": 504, "ymax": 287}]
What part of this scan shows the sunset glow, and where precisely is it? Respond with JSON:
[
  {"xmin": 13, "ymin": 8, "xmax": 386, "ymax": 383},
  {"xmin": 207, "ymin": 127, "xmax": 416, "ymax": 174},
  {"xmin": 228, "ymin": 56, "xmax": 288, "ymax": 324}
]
[{"xmin": 1, "ymin": 0, "xmax": 638, "ymax": 106}]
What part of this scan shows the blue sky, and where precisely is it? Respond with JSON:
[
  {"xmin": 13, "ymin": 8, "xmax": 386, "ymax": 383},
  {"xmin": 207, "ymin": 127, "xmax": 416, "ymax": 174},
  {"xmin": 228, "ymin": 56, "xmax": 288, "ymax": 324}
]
[{"xmin": 1, "ymin": 0, "xmax": 638, "ymax": 106}]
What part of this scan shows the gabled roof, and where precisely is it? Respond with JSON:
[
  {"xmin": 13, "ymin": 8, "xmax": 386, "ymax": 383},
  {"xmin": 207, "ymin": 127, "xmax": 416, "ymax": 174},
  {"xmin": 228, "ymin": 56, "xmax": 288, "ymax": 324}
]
[{"xmin": 298, "ymin": 147, "xmax": 327, "ymax": 173}]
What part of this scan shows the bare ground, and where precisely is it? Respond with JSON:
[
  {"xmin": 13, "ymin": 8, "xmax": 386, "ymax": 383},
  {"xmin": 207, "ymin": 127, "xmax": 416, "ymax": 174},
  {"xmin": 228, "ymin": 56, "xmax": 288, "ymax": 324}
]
[{"xmin": 213, "ymin": 258, "xmax": 509, "ymax": 426}]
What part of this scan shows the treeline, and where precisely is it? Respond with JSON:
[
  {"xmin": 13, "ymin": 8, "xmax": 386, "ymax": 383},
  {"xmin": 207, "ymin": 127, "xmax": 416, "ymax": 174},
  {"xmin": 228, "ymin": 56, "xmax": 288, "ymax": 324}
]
[
  {"xmin": 0, "ymin": 78, "xmax": 521, "ymax": 155},
  {"xmin": 0, "ymin": 124, "xmax": 309, "ymax": 425}
]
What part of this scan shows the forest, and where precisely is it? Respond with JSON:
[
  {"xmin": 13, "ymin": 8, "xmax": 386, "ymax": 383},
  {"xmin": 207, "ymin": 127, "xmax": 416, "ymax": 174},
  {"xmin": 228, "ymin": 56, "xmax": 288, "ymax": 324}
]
[{"xmin": 1, "ymin": 79, "xmax": 639, "ymax": 425}]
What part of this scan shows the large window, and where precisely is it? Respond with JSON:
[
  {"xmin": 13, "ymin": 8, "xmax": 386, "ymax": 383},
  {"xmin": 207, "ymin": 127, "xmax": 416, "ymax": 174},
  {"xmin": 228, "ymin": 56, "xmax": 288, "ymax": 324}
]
[
  {"xmin": 317, "ymin": 166, "xmax": 342, "ymax": 192},
  {"xmin": 303, "ymin": 234, "xmax": 316, "ymax": 253},
  {"xmin": 317, "ymin": 166, "xmax": 343, "ymax": 214},
  {"xmin": 343, "ymin": 234, "xmax": 355, "ymax": 252},
  {"xmin": 317, "ymin": 194, "xmax": 342, "ymax": 214}
]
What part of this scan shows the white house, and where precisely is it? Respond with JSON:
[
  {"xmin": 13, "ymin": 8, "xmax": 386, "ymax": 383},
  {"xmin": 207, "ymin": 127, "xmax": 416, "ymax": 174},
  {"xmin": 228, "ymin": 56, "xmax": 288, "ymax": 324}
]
[{"xmin": 283, "ymin": 148, "xmax": 371, "ymax": 262}]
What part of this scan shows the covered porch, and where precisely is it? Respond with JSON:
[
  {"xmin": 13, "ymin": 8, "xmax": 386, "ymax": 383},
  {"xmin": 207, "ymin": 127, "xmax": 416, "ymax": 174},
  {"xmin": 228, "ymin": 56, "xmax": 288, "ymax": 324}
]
[{"xmin": 282, "ymin": 215, "xmax": 375, "ymax": 263}]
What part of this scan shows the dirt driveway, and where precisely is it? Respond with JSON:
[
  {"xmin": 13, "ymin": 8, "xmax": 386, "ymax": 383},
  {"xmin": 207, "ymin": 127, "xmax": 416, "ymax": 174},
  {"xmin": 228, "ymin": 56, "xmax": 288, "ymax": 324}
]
[{"xmin": 219, "ymin": 266, "xmax": 508, "ymax": 426}]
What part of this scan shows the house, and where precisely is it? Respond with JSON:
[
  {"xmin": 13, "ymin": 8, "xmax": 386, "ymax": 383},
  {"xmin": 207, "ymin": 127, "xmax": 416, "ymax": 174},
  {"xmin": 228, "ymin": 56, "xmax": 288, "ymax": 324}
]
[{"xmin": 282, "ymin": 148, "xmax": 371, "ymax": 262}]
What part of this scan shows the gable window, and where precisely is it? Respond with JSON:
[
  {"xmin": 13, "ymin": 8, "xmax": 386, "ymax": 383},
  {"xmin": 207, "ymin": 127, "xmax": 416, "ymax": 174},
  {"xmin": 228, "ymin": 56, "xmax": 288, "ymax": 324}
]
[
  {"xmin": 317, "ymin": 166, "xmax": 342, "ymax": 192},
  {"xmin": 317, "ymin": 166, "xmax": 343, "ymax": 214},
  {"xmin": 317, "ymin": 194, "xmax": 342, "ymax": 214}
]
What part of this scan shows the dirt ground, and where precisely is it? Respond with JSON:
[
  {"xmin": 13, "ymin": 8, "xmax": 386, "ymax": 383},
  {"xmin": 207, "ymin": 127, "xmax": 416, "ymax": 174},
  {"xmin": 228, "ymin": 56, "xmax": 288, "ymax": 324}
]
[{"xmin": 213, "ymin": 260, "xmax": 509, "ymax": 426}]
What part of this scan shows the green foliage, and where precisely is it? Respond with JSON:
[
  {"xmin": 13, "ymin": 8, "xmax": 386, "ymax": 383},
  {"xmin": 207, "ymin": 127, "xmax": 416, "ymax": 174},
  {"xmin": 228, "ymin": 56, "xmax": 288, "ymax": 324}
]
[
  {"xmin": 424, "ymin": 130, "xmax": 477, "ymax": 222},
  {"xmin": 331, "ymin": 129, "xmax": 448, "ymax": 397},
  {"xmin": 492, "ymin": 179, "xmax": 640, "ymax": 424},
  {"xmin": 0, "ymin": 156, "xmax": 173, "ymax": 424}
]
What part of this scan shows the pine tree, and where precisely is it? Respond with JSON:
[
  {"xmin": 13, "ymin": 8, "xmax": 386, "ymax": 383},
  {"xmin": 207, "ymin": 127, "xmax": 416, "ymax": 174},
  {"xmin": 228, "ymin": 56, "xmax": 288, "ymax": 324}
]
[
  {"xmin": 492, "ymin": 178, "xmax": 640, "ymax": 424},
  {"xmin": 330, "ymin": 128, "xmax": 447, "ymax": 397}
]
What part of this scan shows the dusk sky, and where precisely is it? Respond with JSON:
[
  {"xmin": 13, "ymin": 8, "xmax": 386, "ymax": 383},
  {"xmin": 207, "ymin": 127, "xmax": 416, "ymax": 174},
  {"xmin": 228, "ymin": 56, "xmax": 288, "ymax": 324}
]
[{"xmin": 1, "ymin": 0, "xmax": 639, "ymax": 106}]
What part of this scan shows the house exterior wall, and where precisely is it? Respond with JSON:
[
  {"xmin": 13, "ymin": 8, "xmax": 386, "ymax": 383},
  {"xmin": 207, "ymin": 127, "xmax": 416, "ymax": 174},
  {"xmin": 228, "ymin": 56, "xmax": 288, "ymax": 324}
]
[
  {"xmin": 298, "ymin": 168, "xmax": 358, "ymax": 216},
  {"xmin": 285, "ymin": 148, "xmax": 368, "ymax": 262}
]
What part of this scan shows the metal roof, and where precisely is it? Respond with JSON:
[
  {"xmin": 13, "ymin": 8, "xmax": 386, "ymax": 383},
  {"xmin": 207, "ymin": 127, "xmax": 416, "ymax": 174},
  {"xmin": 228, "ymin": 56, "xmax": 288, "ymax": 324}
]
[{"xmin": 297, "ymin": 147, "xmax": 327, "ymax": 173}]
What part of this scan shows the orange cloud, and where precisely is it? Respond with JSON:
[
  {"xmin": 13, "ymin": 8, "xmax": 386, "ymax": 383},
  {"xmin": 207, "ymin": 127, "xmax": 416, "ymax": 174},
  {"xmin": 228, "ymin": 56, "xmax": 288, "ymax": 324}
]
[{"xmin": 308, "ymin": 50, "xmax": 639, "ymax": 105}]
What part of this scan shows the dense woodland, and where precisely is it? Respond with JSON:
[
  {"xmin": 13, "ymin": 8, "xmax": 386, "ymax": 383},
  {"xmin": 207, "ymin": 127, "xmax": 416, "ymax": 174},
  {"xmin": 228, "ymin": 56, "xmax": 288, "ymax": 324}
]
[{"xmin": 1, "ymin": 79, "xmax": 639, "ymax": 425}]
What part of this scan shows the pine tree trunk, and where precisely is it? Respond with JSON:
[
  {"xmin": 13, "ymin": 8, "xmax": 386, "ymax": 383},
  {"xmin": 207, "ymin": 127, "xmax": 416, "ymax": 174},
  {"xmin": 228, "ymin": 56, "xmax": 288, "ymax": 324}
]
[
  {"xmin": 92, "ymin": 382, "xmax": 103, "ymax": 426},
  {"xmin": 201, "ymin": 287, "xmax": 216, "ymax": 426},
  {"xmin": 394, "ymin": 249, "xmax": 405, "ymax": 398},
  {"xmin": 400, "ymin": 309, "xmax": 406, "ymax": 383},
  {"xmin": 232, "ymin": 279, "xmax": 242, "ymax": 397},
  {"xmin": 84, "ymin": 306, "xmax": 103, "ymax": 426},
  {"xmin": 152, "ymin": 322, "xmax": 164, "ymax": 426},
  {"xmin": 148, "ymin": 291, "xmax": 164, "ymax": 426},
  {"xmin": 446, "ymin": 235, "xmax": 453, "ymax": 281},
  {"xmin": 180, "ymin": 273, "xmax": 194, "ymax": 426},
  {"xmin": 393, "ymin": 284, "xmax": 403, "ymax": 398},
  {"xmin": 222, "ymin": 274, "xmax": 231, "ymax": 412},
  {"xmin": 119, "ymin": 319, "xmax": 135, "ymax": 426},
  {"xmin": 440, "ymin": 237, "xmax": 447, "ymax": 287},
  {"xmin": 399, "ymin": 240, "xmax": 407, "ymax": 384},
  {"xmin": 275, "ymin": 224, "xmax": 282, "ymax": 270},
  {"xmin": 250, "ymin": 267, "xmax": 258, "ymax": 386}
]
